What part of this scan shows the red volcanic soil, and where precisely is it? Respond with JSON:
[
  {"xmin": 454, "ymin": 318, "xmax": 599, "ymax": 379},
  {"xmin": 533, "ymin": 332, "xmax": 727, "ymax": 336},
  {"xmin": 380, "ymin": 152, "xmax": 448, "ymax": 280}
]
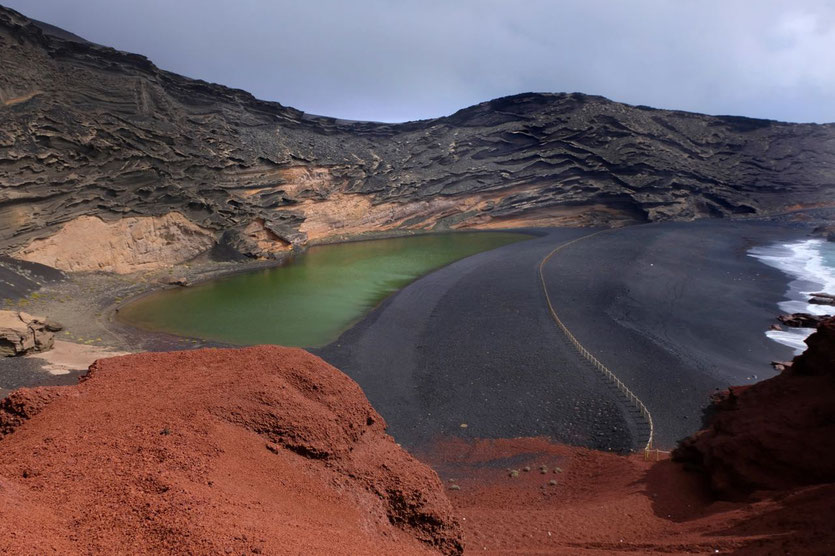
[
  {"xmin": 0, "ymin": 346, "xmax": 462, "ymax": 555},
  {"xmin": 675, "ymin": 316, "xmax": 835, "ymax": 497},
  {"xmin": 422, "ymin": 437, "xmax": 835, "ymax": 554},
  {"xmin": 1, "ymin": 318, "xmax": 834, "ymax": 554}
]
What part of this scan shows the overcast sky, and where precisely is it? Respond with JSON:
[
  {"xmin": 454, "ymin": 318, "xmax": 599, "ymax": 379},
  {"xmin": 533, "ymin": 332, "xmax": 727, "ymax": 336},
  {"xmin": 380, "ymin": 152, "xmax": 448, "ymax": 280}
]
[{"xmin": 7, "ymin": 0, "xmax": 835, "ymax": 123}]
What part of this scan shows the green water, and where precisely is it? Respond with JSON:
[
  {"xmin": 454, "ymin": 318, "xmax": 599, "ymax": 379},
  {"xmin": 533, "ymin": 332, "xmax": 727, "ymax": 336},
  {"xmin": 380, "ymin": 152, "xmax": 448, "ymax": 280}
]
[{"xmin": 119, "ymin": 232, "xmax": 530, "ymax": 347}]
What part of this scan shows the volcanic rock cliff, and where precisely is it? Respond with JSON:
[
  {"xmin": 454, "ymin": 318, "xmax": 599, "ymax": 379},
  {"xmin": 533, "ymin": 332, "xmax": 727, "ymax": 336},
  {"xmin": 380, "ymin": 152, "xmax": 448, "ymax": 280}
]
[
  {"xmin": 2, "ymin": 5, "xmax": 834, "ymax": 271},
  {"xmin": 0, "ymin": 346, "xmax": 463, "ymax": 554},
  {"xmin": 674, "ymin": 316, "xmax": 835, "ymax": 499}
]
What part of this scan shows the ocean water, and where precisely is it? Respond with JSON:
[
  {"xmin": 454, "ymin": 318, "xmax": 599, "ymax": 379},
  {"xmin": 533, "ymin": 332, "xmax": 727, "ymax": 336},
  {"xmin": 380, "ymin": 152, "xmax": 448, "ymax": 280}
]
[{"xmin": 749, "ymin": 239, "xmax": 835, "ymax": 354}]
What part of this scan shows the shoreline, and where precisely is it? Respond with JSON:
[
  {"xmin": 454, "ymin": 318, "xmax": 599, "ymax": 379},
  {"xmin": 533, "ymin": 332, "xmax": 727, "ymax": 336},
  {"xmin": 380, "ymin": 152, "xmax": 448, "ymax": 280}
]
[
  {"xmin": 0, "ymin": 227, "xmax": 538, "ymax": 391},
  {"xmin": 316, "ymin": 218, "xmax": 821, "ymax": 451},
  {"xmin": 111, "ymin": 229, "xmax": 537, "ymax": 349},
  {"xmin": 750, "ymin": 237, "xmax": 835, "ymax": 353},
  {"xmin": 541, "ymin": 219, "xmax": 811, "ymax": 446},
  {"xmin": 0, "ymin": 217, "xmax": 825, "ymax": 452}
]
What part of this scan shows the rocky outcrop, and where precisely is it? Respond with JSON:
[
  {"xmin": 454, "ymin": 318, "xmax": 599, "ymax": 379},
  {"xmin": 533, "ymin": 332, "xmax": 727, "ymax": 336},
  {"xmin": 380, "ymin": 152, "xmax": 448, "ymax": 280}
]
[
  {"xmin": 0, "ymin": 310, "xmax": 61, "ymax": 356},
  {"xmin": 13, "ymin": 213, "xmax": 216, "ymax": 273},
  {"xmin": 777, "ymin": 313, "xmax": 830, "ymax": 328},
  {"xmin": 1, "ymin": 4, "xmax": 833, "ymax": 267},
  {"xmin": 812, "ymin": 224, "xmax": 835, "ymax": 242},
  {"xmin": 0, "ymin": 346, "xmax": 463, "ymax": 554},
  {"xmin": 809, "ymin": 292, "xmax": 835, "ymax": 306},
  {"xmin": 673, "ymin": 317, "xmax": 835, "ymax": 498}
]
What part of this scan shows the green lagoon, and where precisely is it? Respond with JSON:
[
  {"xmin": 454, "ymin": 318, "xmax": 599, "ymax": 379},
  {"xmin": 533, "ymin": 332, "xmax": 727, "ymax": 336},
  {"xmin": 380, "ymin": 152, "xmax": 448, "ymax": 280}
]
[{"xmin": 119, "ymin": 232, "xmax": 530, "ymax": 347}]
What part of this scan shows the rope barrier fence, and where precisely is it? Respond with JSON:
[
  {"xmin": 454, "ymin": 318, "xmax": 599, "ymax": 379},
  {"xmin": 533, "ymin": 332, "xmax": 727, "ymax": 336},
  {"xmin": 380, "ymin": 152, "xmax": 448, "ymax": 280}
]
[{"xmin": 537, "ymin": 231, "xmax": 659, "ymax": 457}]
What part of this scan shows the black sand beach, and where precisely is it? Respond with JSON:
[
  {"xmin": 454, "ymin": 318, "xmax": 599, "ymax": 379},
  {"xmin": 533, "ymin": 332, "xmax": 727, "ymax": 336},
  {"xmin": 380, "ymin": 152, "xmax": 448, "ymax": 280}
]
[
  {"xmin": 318, "ymin": 220, "xmax": 806, "ymax": 451},
  {"xmin": 317, "ymin": 228, "xmax": 639, "ymax": 452},
  {"xmin": 1, "ymin": 219, "xmax": 812, "ymax": 451},
  {"xmin": 542, "ymin": 220, "xmax": 806, "ymax": 447}
]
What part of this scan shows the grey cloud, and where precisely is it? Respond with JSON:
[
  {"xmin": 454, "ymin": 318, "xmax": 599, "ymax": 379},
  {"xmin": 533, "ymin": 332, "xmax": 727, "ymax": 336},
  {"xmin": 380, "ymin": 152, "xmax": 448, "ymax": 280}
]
[{"xmin": 7, "ymin": 0, "xmax": 835, "ymax": 122}]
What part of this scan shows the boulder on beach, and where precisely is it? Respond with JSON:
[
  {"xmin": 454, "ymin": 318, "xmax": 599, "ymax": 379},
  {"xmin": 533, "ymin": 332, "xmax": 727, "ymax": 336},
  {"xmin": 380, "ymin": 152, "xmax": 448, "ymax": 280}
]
[
  {"xmin": 164, "ymin": 276, "xmax": 190, "ymax": 287},
  {"xmin": 809, "ymin": 292, "xmax": 835, "ymax": 306},
  {"xmin": 777, "ymin": 313, "xmax": 830, "ymax": 328},
  {"xmin": 0, "ymin": 310, "xmax": 62, "ymax": 356}
]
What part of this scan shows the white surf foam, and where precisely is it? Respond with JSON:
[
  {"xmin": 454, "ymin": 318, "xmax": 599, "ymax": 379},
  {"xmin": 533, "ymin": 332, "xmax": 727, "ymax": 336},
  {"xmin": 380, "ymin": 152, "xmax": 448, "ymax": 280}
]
[{"xmin": 749, "ymin": 239, "xmax": 835, "ymax": 354}]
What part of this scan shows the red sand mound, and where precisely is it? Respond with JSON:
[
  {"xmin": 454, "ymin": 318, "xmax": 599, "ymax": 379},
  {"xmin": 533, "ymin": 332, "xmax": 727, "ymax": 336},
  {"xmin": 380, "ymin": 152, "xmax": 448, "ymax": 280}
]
[
  {"xmin": 674, "ymin": 316, "xmax": 835, "ymax": 498},
  {"xmin": 0, "ymin": 346, "xmax": 462, "ymax": 555},
  {"xmin": 420, "ymin": 437, "xmax": 835, "ymax": 554}
]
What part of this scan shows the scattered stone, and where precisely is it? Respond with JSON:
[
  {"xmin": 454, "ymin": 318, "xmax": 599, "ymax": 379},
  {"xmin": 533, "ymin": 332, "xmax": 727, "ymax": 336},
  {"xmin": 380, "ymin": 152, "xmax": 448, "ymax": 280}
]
[
  {"xmin": 553, "ymin": 467, "xmax": 563, "ymax": 474},
  {"xmin": 539, "ymin": 465, "xmax": 548, "ymax": 474},
  {"xmin": 509, "ymin": 470, "xmax": 519, "ymax": 478},
  {"xmin": 548, "ymin": 480, "xmax": 558, "ymax": 486},
  {"xmin": 449, "ymin": 484, "xmax": 460, "ymax": 491},
  {"xmin": 522, "ymin": 466, "xmax": 531, "ymax": 473}
]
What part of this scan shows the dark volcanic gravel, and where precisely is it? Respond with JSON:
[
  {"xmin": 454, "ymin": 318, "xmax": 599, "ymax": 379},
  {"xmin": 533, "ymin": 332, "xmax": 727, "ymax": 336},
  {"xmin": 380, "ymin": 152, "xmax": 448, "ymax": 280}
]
[
  {"xmin": 0, "ymin": 358, "xmax": 82, "ymax": 399},
  {"xmin": 318, "ymin": 220, "xmax": 807, "ymax": 452},
  {"xmin": 544, "ymin": 220, "xmax": 805, "ymax": 446},
  {"xmin": 317, "ymin": 228, "xmax": 639, "ymax": 453}
]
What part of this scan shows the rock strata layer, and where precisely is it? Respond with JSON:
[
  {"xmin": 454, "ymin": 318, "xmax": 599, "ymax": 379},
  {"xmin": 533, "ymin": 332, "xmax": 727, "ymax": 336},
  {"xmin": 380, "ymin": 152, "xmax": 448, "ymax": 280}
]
[
  {"xmin": 0, "ymin": 346, "xmax": 463, "ymax": 554},
  {"xmin": 1, "ymin": 5, "xmax": 834, "ymax": 271}
]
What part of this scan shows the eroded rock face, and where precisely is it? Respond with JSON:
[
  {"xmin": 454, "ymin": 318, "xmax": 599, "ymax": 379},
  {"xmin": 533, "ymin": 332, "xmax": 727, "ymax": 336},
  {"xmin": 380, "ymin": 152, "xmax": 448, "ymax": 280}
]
[
  {"xmin": 0, "ymin": 310, "xmax": 61, "ymax": 356},
  {"xmin": 0, "ymin": 346, "xmax": 463, "ymax": 554},
  {"xmin": 673, "ymin": 317, "xmax": 835, "ymax": 498},
  {"xmin": 13, "ymin": 213, "xmax": 216, "ymax": 273},
  {"xmin": 1, "ymin": 4, "xmax": 833, "ymax": 263}
]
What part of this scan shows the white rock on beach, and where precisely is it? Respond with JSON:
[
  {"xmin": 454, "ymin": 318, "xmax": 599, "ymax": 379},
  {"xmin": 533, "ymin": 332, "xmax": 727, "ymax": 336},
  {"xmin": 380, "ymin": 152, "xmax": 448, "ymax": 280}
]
[{"xmin": 0, "ymin": 310, "xmax": 62, "ymax": 356}]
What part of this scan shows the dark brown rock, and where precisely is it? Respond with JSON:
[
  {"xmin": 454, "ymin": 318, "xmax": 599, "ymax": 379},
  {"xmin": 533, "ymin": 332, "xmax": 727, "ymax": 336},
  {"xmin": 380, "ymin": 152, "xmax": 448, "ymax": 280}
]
[
  {"xmin": 777, "ymin": 313, "xmax": 830, "ymax": 328},
  {"xmin": 809, "ymin": 292, "xmax": 835, "ymax": 306},
  {"xmin": 165, "ymin": 277, "xmax": 190, "ymax": 287},
  {"xmin": 812, "ymin": 225, "xmax": 835, "ymax": 242}
]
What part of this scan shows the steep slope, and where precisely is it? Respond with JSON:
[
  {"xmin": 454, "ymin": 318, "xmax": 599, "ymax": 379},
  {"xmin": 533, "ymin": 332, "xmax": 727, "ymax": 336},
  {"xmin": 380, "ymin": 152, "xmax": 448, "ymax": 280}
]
[
  {"xmin": 673, "ymin": 316, "xmax": 835, "ymax": 498},
  {"xmin": 1, "ymin": 4, "xmax": 834, "ymax": 271},
  {"xmin": 0, "ymin": 346, "xmax": 463, "ymax": 554}
]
